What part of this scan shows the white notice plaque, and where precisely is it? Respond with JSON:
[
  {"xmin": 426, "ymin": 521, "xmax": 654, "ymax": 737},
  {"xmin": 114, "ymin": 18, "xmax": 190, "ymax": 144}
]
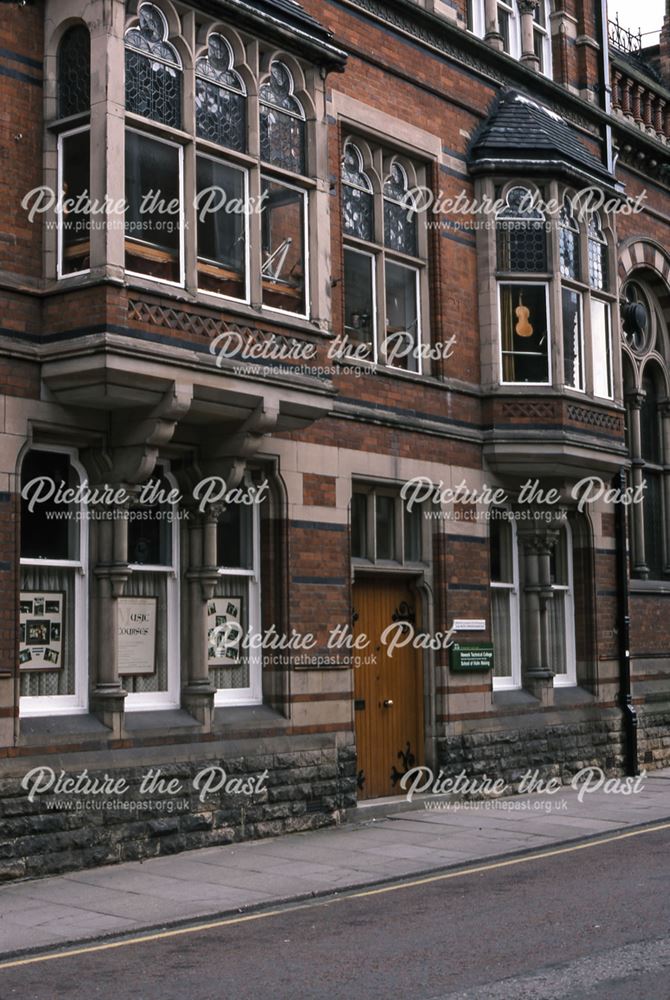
[{"xmin": 118, "ymin": 597, "xmax": 157, "ymax": 675}]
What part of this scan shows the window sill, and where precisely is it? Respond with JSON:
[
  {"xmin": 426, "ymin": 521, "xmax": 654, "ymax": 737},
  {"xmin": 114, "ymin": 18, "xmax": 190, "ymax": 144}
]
[
  {"xmin": 552, "ymin": 685, "xmax": 596, "ymax": 706},
  {"xmin": 212, "ymin": 704, "xmax": 288, "ymax": 732},
  {"xmin": 492, "ymin": 688, "xmax": 539, "ymax": 708},
  {"xmin": 122, "ymin": 709, "xmax": 202, "ymax": 735},
  {"xmin": 18, "ymin": 712, "xmax": 110, "ymax": 746},
  {"xmin": 630, "ymin": 580, "xmax": 670, "ymax": 594}
]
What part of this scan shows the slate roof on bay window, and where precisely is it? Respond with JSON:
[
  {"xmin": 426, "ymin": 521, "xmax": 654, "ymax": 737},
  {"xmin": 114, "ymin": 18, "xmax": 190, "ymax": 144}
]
[{"xmin": 469, "ymin": 90, "xmax": 621, "ymax": 191}]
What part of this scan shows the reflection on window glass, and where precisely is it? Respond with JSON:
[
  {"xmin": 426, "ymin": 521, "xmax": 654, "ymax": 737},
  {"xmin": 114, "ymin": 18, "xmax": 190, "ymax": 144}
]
[
  {"xmin": 60, "ymin": 130, "xmax": 90, "ymax": 275},
  {"xmin": 197, "ymin": 157, "xmax": 247, "ymax": 300},
  {"xmin": 490, "ymin": 519, "xmax": 513, "ymax": 583},
  {"xmin": 344, "ymin": 249, "xmax": 374, "ymax": 353},
  {"xmin": 590, "ymin": 299, "xmax": 612, "ymax": 399},
  {"xmin": 217, "ymin": 505, "xmax": 253, "ymax": 569},
  {"xmin": 261, "ymin": 178, "xmax": 306, "ymax": 315},
  {"xmin": 128, "ymin": 476, "xmax": 173, "ymax": 566},
  {"xmin": 125, "ymin": 131, "xmax": 181, "ymax": 282},
  {"xmin": 500, "ymin": 283, "xmax": 549, "ymax": 384},
  {"xmin": 404, "ymin": 503, "xmax": 423, "ymax": 562},
  {"xmin": 351, "ymin": 493, "xmax": 368, "ymax": 559},
  {"xmin": 562, "ymin": 288, "xmax": 584, "ymax": 391},
  {"xmin": 385, "ymin": 261, "xmax": 419, "ymax": 372},
  {"xmin": 21, "ymin": 451, "xmax": 79, "ymax": 561},
  {"xmin": 375, "ymin": 495, "xmax": 395, "ymax": 560}
]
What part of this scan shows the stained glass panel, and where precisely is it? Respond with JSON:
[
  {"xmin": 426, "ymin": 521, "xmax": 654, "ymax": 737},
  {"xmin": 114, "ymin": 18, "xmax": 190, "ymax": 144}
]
[
  {"xmin": 58, "ymin": 25, "xmax": 90, "ymax": 118},
  {"xmin": 125, "ymin": 3, "xmax": 182, "ymax": 128}
]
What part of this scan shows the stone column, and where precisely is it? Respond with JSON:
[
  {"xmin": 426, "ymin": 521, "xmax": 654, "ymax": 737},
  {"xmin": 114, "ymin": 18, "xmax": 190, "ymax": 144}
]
[
  {"xmin": 517, "ymin": 0, "xmax": 541, "ymax": 70},
  {"xmin": 517, "ymin": 520, "xmax": 560, "ymax": 704},
  {"xmin": 484, "ymin": 0, "xmax": 504, "ymax": 50},
  {"xmin": 181, "ymin": 507, "xmax": 219, "ymax": 730},
  {"xmin": 627, "ymin": 392, "xmax": 648, "ymax": 578},
  {"xmin": 90, "ymin": 491, "xmax": 132, "ymax": 735}
]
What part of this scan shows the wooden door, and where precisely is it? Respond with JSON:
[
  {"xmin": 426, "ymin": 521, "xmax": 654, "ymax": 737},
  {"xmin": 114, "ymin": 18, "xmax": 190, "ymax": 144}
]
[{"xmin": 353, "ymin": 579, "xmax": 424, "ymax": 800}]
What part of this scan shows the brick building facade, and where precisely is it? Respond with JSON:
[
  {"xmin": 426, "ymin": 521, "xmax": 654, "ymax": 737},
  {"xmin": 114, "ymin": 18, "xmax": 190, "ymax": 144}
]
[{"xmin": 0, "ymin": 0, "xmax": 669, "ymax": 879}]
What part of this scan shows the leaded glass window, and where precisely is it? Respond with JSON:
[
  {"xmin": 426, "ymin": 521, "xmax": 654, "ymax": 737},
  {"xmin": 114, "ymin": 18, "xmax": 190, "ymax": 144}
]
[
  {"xmin": 587, "ymin": 214, "xmax": 608, "ymax": 291},
  {"xmin": 57, "ymin": 25, "xmax": 90, "ymax": 118},
  {"xmin": 384, "ymin": 162, "xmax": 417, "ymax": 257},
  {"xmin": 259, "ymin": 62, "xmax": 306, "ymax": 174},
  {"xmin": 342, "ymin": 143, "xmax": 374, "ymax": 241},
  {"xmin": 559, "ymin": 198, "xmax": 580, "ymax": 280},
  {"xmin": 125, "ymin": 3, "xmax": 182, "ymax": 129},
  {"xmin": 496, "ymin": 185, "xmax": 547, "ymax": 272},
  {"xmin": 195, "ymin": 34, "xmax": 246, "ymax": 152}
]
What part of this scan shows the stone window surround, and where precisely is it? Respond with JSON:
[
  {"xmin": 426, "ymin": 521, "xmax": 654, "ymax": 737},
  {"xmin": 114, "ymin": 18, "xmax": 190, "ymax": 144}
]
[
  {"xmin": 622, "ymin": 273, "xmax": 670, "ymax": 581},
  {"xmin": 42, "ymin": 0, "xmax": 332, "ymax": 332},
  {"xmin": 331, "ymin": 91, "xmax": 442, "ymax": 378},
  {"xmin": 468, "ymin": 0, "xmax": 553, "ymax": 76},
  {"xmin": 350, "ymin": 481, "xmax": 431, "ymax": 568},
  {"xmin": 475, "ymin": 176, "xmax": 622, "ymax": 402},
  {"xmin": 341, "ymin": 136, "xmax": 430, "ymax": 372}
]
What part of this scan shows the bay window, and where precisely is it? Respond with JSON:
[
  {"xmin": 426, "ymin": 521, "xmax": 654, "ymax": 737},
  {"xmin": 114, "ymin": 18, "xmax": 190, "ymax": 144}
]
[
  {"xmin": 342, "ymin": 141, "xmax": 427, "ymax": 371},
  {"xmin": 195, "ymin": 33, "xmax": 246, "ymax": 152}
]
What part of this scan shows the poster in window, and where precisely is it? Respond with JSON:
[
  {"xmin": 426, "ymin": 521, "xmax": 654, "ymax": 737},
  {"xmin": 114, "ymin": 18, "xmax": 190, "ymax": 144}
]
[
  {"xmin": 207, "ymin": 597, "xmax": 242, "ymax": 667},
  {"xmin": 19, "ymin": 592, "xmax": 64, "ymax": 671},
  {"xmin": 117, "ymin": 597, "xmax": 157, "ymax": 675}
]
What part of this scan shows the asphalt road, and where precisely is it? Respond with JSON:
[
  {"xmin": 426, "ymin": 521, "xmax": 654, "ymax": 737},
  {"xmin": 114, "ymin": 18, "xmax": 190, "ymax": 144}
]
[{"xmin": 1, "ymin": 826, "xmax": 669, "ymax": 1000}]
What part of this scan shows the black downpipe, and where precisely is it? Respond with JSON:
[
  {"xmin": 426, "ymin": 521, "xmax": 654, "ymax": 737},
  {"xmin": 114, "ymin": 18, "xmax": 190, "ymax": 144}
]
[{"xmin": 614, "ymin": 469, "xmax": 639, "ymax": 776}]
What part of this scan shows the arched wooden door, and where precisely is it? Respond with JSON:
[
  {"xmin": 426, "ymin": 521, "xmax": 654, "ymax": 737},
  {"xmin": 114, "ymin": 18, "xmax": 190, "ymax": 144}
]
[{"xmin": 353, "ymin": 578, "xmax": 424, "ymax": 800}]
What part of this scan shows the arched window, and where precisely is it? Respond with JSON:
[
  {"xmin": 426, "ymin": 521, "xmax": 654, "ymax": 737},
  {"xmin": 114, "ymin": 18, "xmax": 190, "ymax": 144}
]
[
  {"xmin": 125, "ymin": 2, "xmax": 182, "ymax": 128},
  {"xmin": 56, "ymin": 25, "xmax": 91, "ymax": 279},
  {"xmin": 19, "ymin": 448, "xmax": 88, "ymax": 715},
  {"xmin": 195, "ymin": 33, "xmax": 246, "ymax": 152},
  {"xmin": 57, "ymin": 25, "xmax": 90, "ymax": 118},
  {"xmin": 587, "ymin": 213, "xmax": 609, "ymax": 292},
  {"xmin": 559, "ymin": 196, "xmax": 580, "ymax": 280},
  {"xmin": 259, "ymin": 61, "xmax": 306, "ymax": 174},
  {"xmin": 640, "ymin": 368, "xmax": 665, "ymax": 579},
  {"xmin": 384, "ymin": 161, "xmax": 417, "ymax": 257},
  {"xmin": 496, "ymin": 186, "xmax": 550, "ymax": 385},
  {"xmin": 342, "ymin": 142, "xmax": 373, "ymax": 242}
]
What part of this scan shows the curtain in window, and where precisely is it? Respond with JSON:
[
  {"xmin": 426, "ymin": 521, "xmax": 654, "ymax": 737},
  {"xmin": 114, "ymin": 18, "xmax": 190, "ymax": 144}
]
[
  {"xmin": 546, "ymin": 591, "xmax": 567, "ymax": 677},
  {"xmin": 491, "ymin": 588, "xmax": 512, "ymax": 680},
  {"xmin": 210, "ymin": 576, "xmax": 250, "ymax": 691},
  {"xmin": 20, "ymin": 566, "xmax": 76, "ymax": 697},
  {"xmin": 121, "ymin": 571, "xmax": 169, "ymax": 693}
]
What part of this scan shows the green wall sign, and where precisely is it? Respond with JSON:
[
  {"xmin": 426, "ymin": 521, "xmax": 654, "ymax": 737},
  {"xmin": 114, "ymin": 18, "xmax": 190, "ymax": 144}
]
[{"xmin": 450, "ymin": 642, "xmax": 494, "ymax": 673}]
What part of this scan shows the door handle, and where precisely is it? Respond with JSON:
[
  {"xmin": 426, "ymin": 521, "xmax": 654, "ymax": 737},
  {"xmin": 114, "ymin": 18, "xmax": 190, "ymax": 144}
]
[{"xmin": 383, "ymin": 699, "xmax": 394, "ymax": 708}]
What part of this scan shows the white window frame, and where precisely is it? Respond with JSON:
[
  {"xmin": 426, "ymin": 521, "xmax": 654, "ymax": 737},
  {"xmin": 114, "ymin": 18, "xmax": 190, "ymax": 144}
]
[
  {"xmin": 551, "ymin": 522, "xmax": 577, "ymax": 687},
  {"xmin": 590, "ymin": 298, "xmax": 613, "ymax": 400},
  {"xmin": 562, "ymin": 286, "xmax": 586, "ymax": 393},
  {"xmin": 260, "ymin": 174, "xmax": 310, "ymax": 321},
  {"xmin": 125, "ymin": 126, "xmax": 186, "ymax": 289},
  {"xmin": 124, "ymin": 465, "xmax": 181, "ymax": 712},
  {"xmin": 196, "ymin": 152, "xmax": 251, "ymax": 306},
  {"xmin": 344, "ymin": 246, "xmax": 378, "ymax": 365},
  {"xmin": 384, "ymin": 257, "xmax": 423, "ymax": 375},
  {"xmin": 214, "ymin": 500, "xmax": 262, "ymax": 707},
  {"xmin": 468, "ymin": 0, "xmax": 553, "ymax": 78},
  {"xmin": 57, "ymin": 124, "xmax": 91, "ymax": 281},
  {"xmin": 19, "ymin": 445, "xmax": 89, "ymax": 718},
  {"xmin": 491, "ymin": 516, "xmax": 522, "ymax": 691},
  {"xmin": 498, "ymin": 280, "xmax": 553, "ymax": 387}
]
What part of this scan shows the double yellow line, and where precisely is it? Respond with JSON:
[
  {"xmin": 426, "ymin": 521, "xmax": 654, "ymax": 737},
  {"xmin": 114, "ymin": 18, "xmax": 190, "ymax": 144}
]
[{"xmin": 1, "ymin": 820, "xmax": 669, "ymax": 971}]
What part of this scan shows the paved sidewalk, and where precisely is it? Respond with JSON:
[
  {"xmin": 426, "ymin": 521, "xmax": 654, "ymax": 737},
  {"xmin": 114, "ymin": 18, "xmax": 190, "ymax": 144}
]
[{"xmin": 1, "ymin": 769, "xmax": 669, "ymax": 959}]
